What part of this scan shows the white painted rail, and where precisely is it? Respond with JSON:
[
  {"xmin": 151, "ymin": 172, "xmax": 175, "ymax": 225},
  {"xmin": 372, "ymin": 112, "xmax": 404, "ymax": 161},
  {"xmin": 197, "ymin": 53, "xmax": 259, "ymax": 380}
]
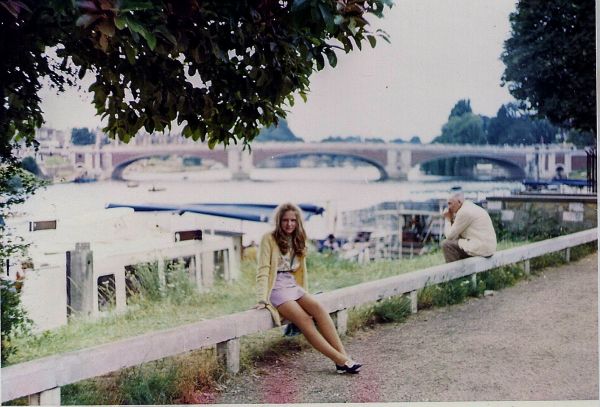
[{"xmin": 2, "ymin": 228, "xmax": 597, "ymax": 403}]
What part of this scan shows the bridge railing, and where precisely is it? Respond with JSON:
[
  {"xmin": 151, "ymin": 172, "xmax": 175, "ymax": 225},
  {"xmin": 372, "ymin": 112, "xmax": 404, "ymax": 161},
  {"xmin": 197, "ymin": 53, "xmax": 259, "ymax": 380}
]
[{"xmin": 2, "ymin": 228, "xmax": 597, "ymax": 405}]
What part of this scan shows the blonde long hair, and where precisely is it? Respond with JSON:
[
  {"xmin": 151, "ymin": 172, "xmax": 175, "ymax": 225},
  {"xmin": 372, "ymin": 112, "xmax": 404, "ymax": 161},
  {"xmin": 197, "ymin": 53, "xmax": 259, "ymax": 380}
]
[{"xmin": 272, "ymin": 203, "xmax": 307, "ymax": 257}]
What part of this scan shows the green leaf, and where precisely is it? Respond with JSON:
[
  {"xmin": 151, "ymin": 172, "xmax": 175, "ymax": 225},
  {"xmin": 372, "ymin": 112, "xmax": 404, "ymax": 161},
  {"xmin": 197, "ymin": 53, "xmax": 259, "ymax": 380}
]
[
  {"xmin": 125, "ymin": 45, "xmax": 136, "ymax": 64},
  {"xmin": 325, "ymin": 48, "xmax": 337, "ymax": 67},
  {"xmin": 318, "ymin": 4, "xmax": 334, "ymax": 32},
  {"xmin": 114, "ymin": 16, "xmax": 127, "ymax": 30},
  {"xmin": 155, "ymin": 25, "xmax": 177, "ymax": 46},
  {"xmin": 208, "ymin": 137, "xmax": 217, "ymax": 149},
  {"xmin": 119, "ymin": 0, "xmax": 155, "ymax": 12},
  {"xmin": 124, "ymin": 17, "xmax": 156, "ymax": 49},
  {"xmin": 143, "ymin": 32, "xmax": 157, "ymax": 50},
  {"xmin": 366, "ymin": 35, "xmax": 376, "ymax": 48},
  {"xmin": 256, "ymin": 70, "xmax": 268, "ymax": 87},
  {"xmin": 340, "ymin": 36, "xmax": 353, "ymax": 52},
  {"xmin": 315, "ymin": 52, "xmax": 324, "ymax": 70},
  {"xmin": 291, "ymin": 0, "xmax": 309, "ymax": 12}
]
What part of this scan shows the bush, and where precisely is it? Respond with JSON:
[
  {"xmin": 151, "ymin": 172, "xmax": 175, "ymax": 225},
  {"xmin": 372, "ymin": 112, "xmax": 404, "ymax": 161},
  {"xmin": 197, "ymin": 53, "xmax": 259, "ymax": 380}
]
[
  {"xmin": 118, "ymin": 363, "xmax": 180, "ymax": 405},
  {"xmin": 571, "ymin": 242, "xmax": 597, "ymax": 261},
  {"xmin": 490, "ymin": 205, "xmax": 576, "ymax": 242},
  {"xmin": 418, "ymin": 277, "xmax": 472, "ymax": 309},
  {"xmin": 372, "ymin": 296, "xmax": 412, "ymax": 323},
  {"xmin": 1, "ymin": 278, "xmax": 32, "ymax": 365},
  {"xmin": 20, "ymin": 157, "xmax": 42, "ymax": 176},
  {"xmin": 480, "ymin": 265, "xmax": 523, "ymax": 291}
]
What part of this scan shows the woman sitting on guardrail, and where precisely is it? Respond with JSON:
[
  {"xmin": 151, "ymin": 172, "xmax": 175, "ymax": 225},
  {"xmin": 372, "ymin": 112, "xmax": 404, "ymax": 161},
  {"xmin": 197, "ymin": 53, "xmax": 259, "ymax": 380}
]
[{"xmin": 253, "ymin": 202, "xmax": 362, "ymax": 374}]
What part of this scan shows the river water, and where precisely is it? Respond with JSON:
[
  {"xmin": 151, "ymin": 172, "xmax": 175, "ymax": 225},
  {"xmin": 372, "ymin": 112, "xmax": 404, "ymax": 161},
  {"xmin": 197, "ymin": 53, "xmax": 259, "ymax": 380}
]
[{"xmin": 10, "ymin": 167, "xmax": 522, "ymax": 249}]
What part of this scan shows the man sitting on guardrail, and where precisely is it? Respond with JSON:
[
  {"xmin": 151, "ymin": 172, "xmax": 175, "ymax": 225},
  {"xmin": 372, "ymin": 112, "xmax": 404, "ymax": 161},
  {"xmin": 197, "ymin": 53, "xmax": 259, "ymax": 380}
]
[{"xmin": 441, "ymin": 189, "xmax": 497, "ymax": 263}]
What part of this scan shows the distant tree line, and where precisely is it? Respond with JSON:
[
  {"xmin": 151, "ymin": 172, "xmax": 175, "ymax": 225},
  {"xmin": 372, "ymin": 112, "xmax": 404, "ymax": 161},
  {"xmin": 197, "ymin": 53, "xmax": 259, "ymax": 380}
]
[
  {"xmin": 255, "ymin": 119, "xmax": 303, "ymax": 142},
  {"xmin": 71, "ymin": 127, "xmax": 96, "ymax": 145},
  {"xmin": 432, "ymin": 99, "xmax": 594, "ymax": 148}
]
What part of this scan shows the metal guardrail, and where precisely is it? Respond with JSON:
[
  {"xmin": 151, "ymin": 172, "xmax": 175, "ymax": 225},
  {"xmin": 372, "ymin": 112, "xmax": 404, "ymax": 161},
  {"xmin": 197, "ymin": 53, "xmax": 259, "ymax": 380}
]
[{"xmin": 1, "ymin": 228, "xmax": 597, "ymax": 404}]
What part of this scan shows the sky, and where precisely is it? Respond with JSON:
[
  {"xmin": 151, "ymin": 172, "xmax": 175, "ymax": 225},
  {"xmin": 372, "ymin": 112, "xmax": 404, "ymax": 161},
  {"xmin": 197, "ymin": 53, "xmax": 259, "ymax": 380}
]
[{"xmin": 39, "ymin": 0, "xmax": 518, "ymax": 144}]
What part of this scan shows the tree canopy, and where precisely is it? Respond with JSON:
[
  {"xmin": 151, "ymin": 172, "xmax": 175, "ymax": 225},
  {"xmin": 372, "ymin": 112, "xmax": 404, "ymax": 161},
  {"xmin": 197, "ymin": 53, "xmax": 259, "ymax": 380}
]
[
  {"xmin": 487, "ymin": 103, "xmax": 556, "ymax": 145},
  {"xmin": 433, "ymin": 99, "xmax": 486, "ymax": 145},
  {"xmin": 448, "ymin": 99, "xmax": 472, "ymax": 120},
  {"xmin": 501, "ymin": 0, "xmax": 595, "ymax": 134},
  {"xmin": 255, "ymin": 118, "xmax": 302, "ymax": 142},
  {"xmin": 320, "ymin": 135, "xmax": 362, "ymax": 143},
  {"xmin": 433, "ymin": 100, "xmax": 568, "ymax": 146},
  {"xmin": 1, "ymin": 0, "xmax": 392, "ymax": 161},
  {"xmin": 71, "ymin": 127, "xmax": 96, "ymax": 145}
]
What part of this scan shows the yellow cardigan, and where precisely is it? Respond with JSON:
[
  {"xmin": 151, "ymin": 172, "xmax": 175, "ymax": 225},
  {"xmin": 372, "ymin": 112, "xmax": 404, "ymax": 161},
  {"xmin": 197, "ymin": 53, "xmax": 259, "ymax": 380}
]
[{"xmin": 256, "ymin": 232, "xmax": 308, "ymax": 326}]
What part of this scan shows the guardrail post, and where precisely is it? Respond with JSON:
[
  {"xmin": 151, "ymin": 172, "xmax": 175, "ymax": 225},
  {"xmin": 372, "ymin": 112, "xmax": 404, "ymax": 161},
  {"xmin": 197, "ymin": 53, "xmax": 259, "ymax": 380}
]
[
  {"xmin": 523, "ymin": 259, "xmax": 530, "ymax": 275},
  {"xmin": 332, "ymin": 309, "xmax": 348, "ymax": 336},
  {"xmin": 470, "ymin": 274, "xmax": 477, "ymax": 291},
  {"xmin": 194, "ymin": 252, "xmax": 202, "ymax": 288},
  {"xmin": 201, "ymin": 252, "xmax": 215, "ymax": 287},
  {"xmin": 564, "ymin": 247, "xmax": 571, "ymax": 262},
  {"xmin": 68, "ymin": 242, "xmax": 94, "ymax": 316},
  {"xmin": 157, "ymin": 259, "xmax": 166, "ymax": 293},
  {"xmin": 28, "ymin": 387, "xmax": 60, "ymax": 405},
  {"xmin": 409, "ymin": 290, "xmax": 418, "ymax": 314},
  {"xmin": 217, "ymin": 338, "xmax": 240, "ymax": 374}
]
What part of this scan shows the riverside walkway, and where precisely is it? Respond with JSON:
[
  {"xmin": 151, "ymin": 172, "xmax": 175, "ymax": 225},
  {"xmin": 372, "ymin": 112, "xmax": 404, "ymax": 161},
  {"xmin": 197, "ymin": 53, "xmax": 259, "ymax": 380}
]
[{"xmin": 216, "ymin": 254, "xmax": 598, "ymax": 404}]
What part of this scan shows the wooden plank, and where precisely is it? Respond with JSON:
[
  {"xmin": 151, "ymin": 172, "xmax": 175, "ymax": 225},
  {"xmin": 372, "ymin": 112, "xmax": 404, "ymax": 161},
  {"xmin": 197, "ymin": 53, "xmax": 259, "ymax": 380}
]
[
  {"xmin": 1, "ymin": 310, "xmax": 275, "ymax": 402},
  {"xmin": 2, "ymin": 228, "xmax": 596, "ymax": 402},
  {"xmin": 29, "ymin": 220, "xmax": 57, "ymax": 232},
  {"xmin": 174, "ymin": 230, "xmax": 203, "ymax": 242}
]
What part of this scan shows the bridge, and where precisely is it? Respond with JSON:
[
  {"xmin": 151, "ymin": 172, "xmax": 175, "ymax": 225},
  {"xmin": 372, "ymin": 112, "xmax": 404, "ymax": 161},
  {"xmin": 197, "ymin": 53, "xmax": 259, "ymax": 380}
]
[{"xmin": 34, "ymin": 139, "xmax": 588, "ymax": 181}]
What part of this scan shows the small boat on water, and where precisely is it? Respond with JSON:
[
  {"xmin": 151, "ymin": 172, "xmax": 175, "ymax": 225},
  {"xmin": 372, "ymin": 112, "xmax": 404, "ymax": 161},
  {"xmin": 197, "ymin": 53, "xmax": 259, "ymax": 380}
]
[
  {"xmin": 148, "ymin": 185, "xmax": 166, "ymax": 192},
  {"xmin": 126, "ymin": 181, "xmax": 140, "ymax": 188},
  {"xmin": 73, "ymin": 176, "xmax": 97, "ymax": 183}
]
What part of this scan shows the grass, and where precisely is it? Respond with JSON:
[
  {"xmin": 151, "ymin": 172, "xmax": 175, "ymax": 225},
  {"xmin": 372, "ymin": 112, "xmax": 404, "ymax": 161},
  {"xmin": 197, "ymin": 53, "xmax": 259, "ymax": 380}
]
[
  {"xmin": 3, "ymin": 239, "xmax": 596, "ymax": 405},
  {"xmin": 59, "ymin": 348, "xmax": 224, "ymax": 405},
  {"xmin": 6, "ymin": 240, "xmax": 522, "ymax": 365}
]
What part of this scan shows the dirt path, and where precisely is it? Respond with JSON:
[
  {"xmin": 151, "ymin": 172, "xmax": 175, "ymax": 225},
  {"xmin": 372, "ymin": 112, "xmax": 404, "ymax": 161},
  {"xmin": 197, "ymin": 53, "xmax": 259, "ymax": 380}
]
[{"xmin": 216, "ymin": 254, "xmax": 598, "ymax": 403}]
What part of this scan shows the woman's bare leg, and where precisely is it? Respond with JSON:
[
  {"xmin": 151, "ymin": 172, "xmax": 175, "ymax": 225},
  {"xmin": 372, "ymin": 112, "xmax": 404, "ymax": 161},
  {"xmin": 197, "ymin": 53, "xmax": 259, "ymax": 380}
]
[
  {"xmin": 296, "ymin": 294, "xmax": 347, "ymax": 357},
  {"xmin": 277, "ymin": 300, "xmax": 347, "ymax": 365}
]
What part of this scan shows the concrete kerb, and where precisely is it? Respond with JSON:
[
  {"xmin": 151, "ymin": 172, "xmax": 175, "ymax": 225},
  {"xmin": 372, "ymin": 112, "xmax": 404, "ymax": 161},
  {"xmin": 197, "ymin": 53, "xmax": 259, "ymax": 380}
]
[{"xmin": 2, "ymin": 228, "xmax": 597, "ymax": 403}]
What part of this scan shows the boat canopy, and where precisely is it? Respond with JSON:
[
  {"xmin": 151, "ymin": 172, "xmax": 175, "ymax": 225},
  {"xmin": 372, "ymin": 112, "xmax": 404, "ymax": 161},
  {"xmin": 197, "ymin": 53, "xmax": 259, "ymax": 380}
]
[{"xmin": 105, "ymin": 202, "xmax": 324, "ymax": 223}]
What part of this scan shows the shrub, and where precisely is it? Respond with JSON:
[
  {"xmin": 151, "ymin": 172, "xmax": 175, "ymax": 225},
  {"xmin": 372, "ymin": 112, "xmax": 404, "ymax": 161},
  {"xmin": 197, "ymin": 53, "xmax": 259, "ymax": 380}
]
[
  {"xmin": 372, "ymin": 295, "xmax": 412, "ymax": 323},
  {"xmin": 480, "ymin": 265, "xmax": 523, "ymax": 291},
  {"xmin": 1, "ymin": 278, "xmax": 32, "ymax": 365},
  {"xmin": 118, "ymin": 363, "xmax": 180, "ymax": 405},
  {"xmin": 491, "ymin": 207, "xmax": 565, "ymax": 242},
  {"xmin": 347, "ymin": 304, "xmax": 378, "ymax": 333}
]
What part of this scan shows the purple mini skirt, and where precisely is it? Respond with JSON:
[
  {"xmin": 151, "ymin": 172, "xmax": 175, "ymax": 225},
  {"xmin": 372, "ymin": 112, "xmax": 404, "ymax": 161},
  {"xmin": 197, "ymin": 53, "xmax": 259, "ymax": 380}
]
[{"xmin": 270, "ymin": 272, "xmax": 306, "ymax": 307}]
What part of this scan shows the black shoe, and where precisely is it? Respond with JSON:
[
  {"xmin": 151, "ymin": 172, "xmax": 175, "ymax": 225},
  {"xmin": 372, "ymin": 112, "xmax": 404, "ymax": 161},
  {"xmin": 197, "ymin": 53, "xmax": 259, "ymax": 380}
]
[{"xmin": 335, "ymin": 361, "xmax": 362, "ymax": 374}]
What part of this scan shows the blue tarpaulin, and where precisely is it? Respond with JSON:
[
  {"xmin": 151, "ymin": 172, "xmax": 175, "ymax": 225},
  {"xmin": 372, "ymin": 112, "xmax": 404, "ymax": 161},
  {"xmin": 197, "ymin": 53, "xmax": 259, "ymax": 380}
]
[{"xmin": 105, "ymin": 202, "xmax": 324, "ymax": 223}]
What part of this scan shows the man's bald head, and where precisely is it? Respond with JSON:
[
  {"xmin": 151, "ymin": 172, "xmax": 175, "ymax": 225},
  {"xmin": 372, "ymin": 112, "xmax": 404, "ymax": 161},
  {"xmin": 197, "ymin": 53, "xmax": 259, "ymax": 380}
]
[{"xmin": 447, "ymin": 190, "xmax": 464, "ymax": 215}]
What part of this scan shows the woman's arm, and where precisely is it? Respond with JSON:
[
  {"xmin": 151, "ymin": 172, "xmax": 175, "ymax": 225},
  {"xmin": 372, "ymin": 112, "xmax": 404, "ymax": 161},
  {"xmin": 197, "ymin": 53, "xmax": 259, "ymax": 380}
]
[{"xmin": 256, "ymin": 233, "xmax": 272, "ymax": 304}]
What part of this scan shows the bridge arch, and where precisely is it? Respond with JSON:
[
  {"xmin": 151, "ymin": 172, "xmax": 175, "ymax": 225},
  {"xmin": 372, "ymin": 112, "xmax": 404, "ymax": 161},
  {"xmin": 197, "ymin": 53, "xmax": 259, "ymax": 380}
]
[
  {"xmin": 253, "ymin": 151, "xmax": 389, "ymax": 181},
  {"xmin": 415, "ymin": 153, "xmax": 527, "ymax": 179},
  {"xmin": 111, "ymin": 153, "xmax": 226, "ymax": 180}
]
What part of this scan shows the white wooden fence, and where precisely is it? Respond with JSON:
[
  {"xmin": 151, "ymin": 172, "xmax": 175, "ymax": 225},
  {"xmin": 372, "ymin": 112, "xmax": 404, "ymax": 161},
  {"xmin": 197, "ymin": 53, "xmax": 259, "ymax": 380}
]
[{"xmin": 1, "ymin": 228, "xmax": 597, "ymax": 404}]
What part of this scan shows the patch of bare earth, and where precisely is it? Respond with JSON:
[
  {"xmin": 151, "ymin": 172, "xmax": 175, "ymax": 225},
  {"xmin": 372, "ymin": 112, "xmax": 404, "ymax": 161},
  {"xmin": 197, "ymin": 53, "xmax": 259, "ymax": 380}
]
[{"xmin": 216, "ymin": 254, "xmax": 598, "ymax": 403}]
